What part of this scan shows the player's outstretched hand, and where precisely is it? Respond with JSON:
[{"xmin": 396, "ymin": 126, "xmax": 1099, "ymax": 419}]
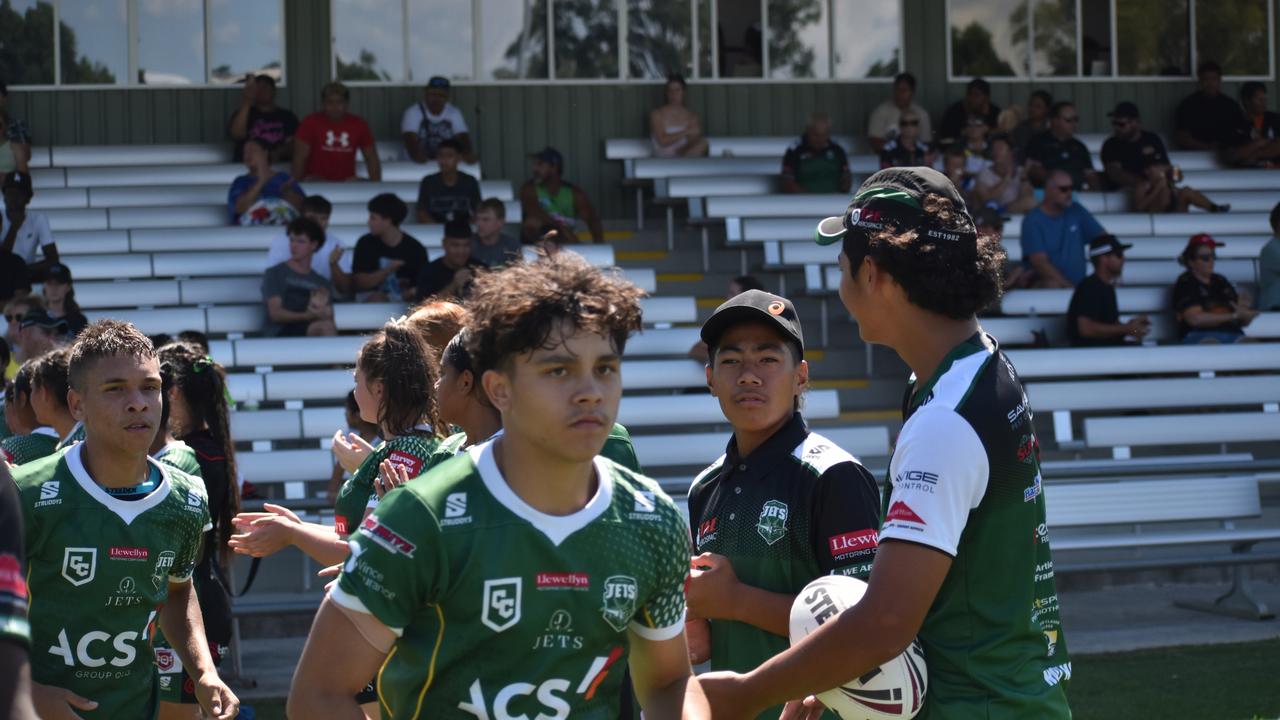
[
  {"xmin": 228, "ymin": 503, "xmax": 301, "ymax": 557},
  {"xmin": 332, "ymin": 430, "xmax": 374, "ymax": 473},
  {"xmin": 778, "ymin": 696, "xmax": 825, "ymax": 720},
  {"xmin": 194, "ymin": 670, "xmax": 241, "ymax": 719},
  {"xmin": 31, "ymin": 681, "xmax": 97, "ymax": 719},
  {"xmin": 687, "ymin": 553, "xmax": 741, "ymax": 620},
  {"xmin": 375, "ymin": 459, "xmax": 412, "ymax": 499}
]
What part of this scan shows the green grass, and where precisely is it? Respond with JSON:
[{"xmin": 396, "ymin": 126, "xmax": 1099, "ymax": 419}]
[{"xmin": 240, "ymin": 639, "xmax": 1280, "ymax": 720}]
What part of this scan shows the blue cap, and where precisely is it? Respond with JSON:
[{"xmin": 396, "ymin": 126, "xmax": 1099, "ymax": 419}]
[
  {"xmin": 530, "ymin": 146, "xmax": 563, "ymax": 170},
  {"xmin": 427, "ymin": 76, "xmax": 450, "ymax": 92}
]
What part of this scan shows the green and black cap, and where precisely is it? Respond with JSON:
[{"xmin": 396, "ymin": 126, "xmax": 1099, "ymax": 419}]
[
  {"xmin": 814, "ymin": 166, "xmax": 977, "ymax": 248},
  {"xmin": 701, "ymin": 289, "xmax": 804, "ymax": 358}
]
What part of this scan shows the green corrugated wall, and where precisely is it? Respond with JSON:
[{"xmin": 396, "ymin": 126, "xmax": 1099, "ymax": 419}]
[{"xmin": 7, "ymin": 0, "xmax": 1277, "ymax": 219}]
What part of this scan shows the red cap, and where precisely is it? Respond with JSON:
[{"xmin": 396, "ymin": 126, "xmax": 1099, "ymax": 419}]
[{"xmin": 1187, "ymin": 233, "xmax": 1225, "ymax": 250}]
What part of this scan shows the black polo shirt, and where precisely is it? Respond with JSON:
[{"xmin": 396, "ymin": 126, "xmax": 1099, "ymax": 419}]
[
  {"xmin": 1176, "ymin": 91, "xmax": 1246, "ymax": 146},
  {"xmin": 1026, "ymin": 131, "xmax": 1094, "ymax": 187},
  {"xmin": 1066, "ymin": 274, "xmax": 1123, "ymax": 347},
  {"xmin": 1173, "ymin": 271, "xmax": 1242, "ymax": 337},
  {"xmin": 688, "ymin": 412, "xmax": 880, "ymax": 720},
  {"xmin": 1101, "ymin": 131, "xmax": 1170, "ymax": 178}
]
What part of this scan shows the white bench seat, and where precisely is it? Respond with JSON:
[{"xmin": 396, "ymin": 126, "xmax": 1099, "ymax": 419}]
[
  {"xmin": 1085, "ymin": 411, "xmax": 1280, "ymax": 449},
  {"xmin": 1006, "ymin": 342, "xmax": 1280, "ymax": 378},
  {"xmin": 631, "ymin": 425, "xmax": 889, "ymax": 470}
]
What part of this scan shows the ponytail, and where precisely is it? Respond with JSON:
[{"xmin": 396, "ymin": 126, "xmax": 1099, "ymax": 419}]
[{"xmin": 358, "ymin": 322, "xmax": 443, "ymax": 438}]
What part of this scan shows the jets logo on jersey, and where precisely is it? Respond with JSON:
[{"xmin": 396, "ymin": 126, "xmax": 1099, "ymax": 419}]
[
  {"xmin": 482, "ymin": 577, "xmax": 522, "ymax": 632},
  {"xmin": 151, "ymin": 550, "xmax": 176, "ymax": 589},
  {"xmin": 532, "ymin": 609, "xmax": 585, "ymax": 651},
  {"xmin": 600, "ymin": 575, "xmax": 637, "ymax": 632},
  {"xmin": 106, "ymin": 576, "xmax": 142, "ymax": 607},
  {"xmin": 62, "ymin": 547, "xmax": 97, "ymax": 587},
  {"xmin": 441, "ymin": 492, "xmax": 472, "ymax": 527},
  {"xmin": 36, "ymin": 481, "xmax": 61, "ymax": 508},
  {"xmin": 756, "ymin": 500, "xmax": 789, "ymax": 545}
]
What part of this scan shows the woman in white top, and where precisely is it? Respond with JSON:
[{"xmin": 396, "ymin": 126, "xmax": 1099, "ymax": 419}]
[
  {"xmin": 650, "ymin": 74, "xmax": 708, "ymax": 157},
  {"xmin": 974, "ymin": 133, "xmax": 1036, "ymax": 214}
]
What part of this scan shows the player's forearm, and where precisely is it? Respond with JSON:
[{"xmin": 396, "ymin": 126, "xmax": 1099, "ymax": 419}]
[
  {"xmin": 0, "ymin": 643, "xmax": 38, "ymax": 720},
  {"xmin": 727, "ymin": 584, "xmax": 794, "ymax": 638},
  {"xmin": 287, "ymin": 689, "xmax": 367, "ymax": 720},
  {"xmin": 647, "ymin": 675, "xmax": 710, "ymax": 720},
  {"xmin": 289, "ymin": 520, "xmax": 350, "ymax": 567},
  {"xmin": 160, "ymin": 582, "xmax": 218, "ymax": 679}
]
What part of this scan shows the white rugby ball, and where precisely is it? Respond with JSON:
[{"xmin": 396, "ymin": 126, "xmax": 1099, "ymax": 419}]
[{"xmin": 789, "ymin": 575, "xmax": 927, "ymax": 720}]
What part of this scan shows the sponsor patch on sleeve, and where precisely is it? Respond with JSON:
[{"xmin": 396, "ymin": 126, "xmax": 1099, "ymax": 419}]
[
  {"xmin": 386, "ymin": 450, "xmax": 424, "ymax": 477},
  {"xmin": 357, "ymin": 515, "xmax": 417, "ymax": 557},
  {"xmin": 828, "ymin": 529, "xmax": 878, "ymax": 560},
  {"xmin": 0, "ymin": 553, "xmax": 27, "ymax": 599},
  {"xmin": 885, "ymin": 500, "xmax": 926, "ymax": 526}
]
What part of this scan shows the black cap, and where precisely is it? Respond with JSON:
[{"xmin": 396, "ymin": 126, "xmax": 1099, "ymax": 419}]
[
  {"xmin": 44, "ymin": 263, "xmax": 72, "ymax": 283},
  {"xmin": 1088, "ymin": 234, "xmax": 1132, "ymax": 258},
  {"xmin": 530, "ymin": 146, "xmax": 563, "ymax": 170},
  {"xmin": 1108, "ymin": 101, "xmax": 1140, "ymax": 119},
  {"xmin": 973, "ymin": 206, "xmax": 1010, "ymax": 231},
  {"xmin": 427, "ymin": 76, "xmax": 450, "ymax": 92},
  {"xmin": 19, "ymin": 308, "xmax": 68, "ymax": 332},
  {"xmin": 815, "ymin": 167, "xmax": 977, "ymax": 247},
  {"xmin": 2, "ymin": 171, "xmax": 33, "ymax": 198},
  {"xmin": 700, "ymin": 290, "xmax": 804, "ymax": 358}
]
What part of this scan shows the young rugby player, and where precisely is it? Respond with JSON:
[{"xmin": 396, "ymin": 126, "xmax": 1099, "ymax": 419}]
[
  {"xmin": 11, "ymin": 320, "xmax": 238, "ymax": 719},
  {"xmin": 687, "ymin": 290, "xmax": 881, "ymax": 720},
  {"xmin": 0, "ymin": 461, "xmax": 38, "ymax": 720},
  {"xmin": 2, "ymin": 361, "xmax": 60, "ymax": 465},
  {"xmin": 289, "ymin": 254, "xmax": 709, "ymax": 718},
  {"xmin": 152, "ymin": 342, "xmax": 241, "ymax": 719},
  {"xmin": 699, "ymin": 167, "xmax": 1071, "ymax": 719},
  {"xmin": 27, "ymin": 348, "xmax": 85, "ymax": 450}
]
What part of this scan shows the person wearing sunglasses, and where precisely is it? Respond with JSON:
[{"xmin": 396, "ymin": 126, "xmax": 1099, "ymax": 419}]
[
  {"xmin": 867, "ymin": 72, "xmax": 933, "ymax": 153},
  {"xmin": 1173, "ymin": 233, "xmax": 1259, "ymax": 344},
  {"xmin": 1025, "ymin": 101, "xmax": 1100, "ymax": 191},
  {"xmin": 1067, "ymin": 235, "xmax": 1150, "ymax": 347},
  {"xmin": 878, "ymin": 112, "xmax": 933, "ymax": 169},
  {"xmin": 1102, "ymin": 101, "xmax": 1228, "ymax": 214},
  {"xmin": 1020, "ymin": 168, "xmax": 1106, "ymax": 288}
]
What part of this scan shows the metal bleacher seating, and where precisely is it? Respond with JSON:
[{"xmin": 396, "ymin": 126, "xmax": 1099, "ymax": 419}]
[{"xmin": 29, "ymin": 180, "xmax": 514, "ymax": 211}]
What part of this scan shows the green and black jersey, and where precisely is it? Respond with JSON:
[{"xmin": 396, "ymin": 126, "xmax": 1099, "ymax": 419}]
[
  {"xmin": 0, "ymin": 475, "xmax": 30, "ymax": 649},
  {"xmin": 56, "ymin": 420, "xmax": 86, "ymax": 451},
  {"xmin": 688, "ymin": 412, "xmax": 881, "ymax": 720},
  {"xmin": 334, "ymin": 428, "xmax": 441, "ymax": 537},
  {"xmin": 880, "ymin": 332, "xmax": 1071, "ymax": 719},
  {"xmin": 1, "ymin": 426, "xmax": 60, "ymax": 465},
  {"xmin": 426, "ymin": 423, "xmax": 644, "ymax": 476},
  {"xmin": 153, "ymin": 441, "xmax": 203, "ymax": 478}
]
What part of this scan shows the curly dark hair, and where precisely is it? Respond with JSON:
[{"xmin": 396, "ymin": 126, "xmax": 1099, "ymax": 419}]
[
  {"xmin": 857, "ymin": 193, "xmax": 1005, "ymax": 319},
  {"xmin": 66, "ymin": 320, "xmax": 156, "ymax": 392},
  {"xmin": 358, "ymin": 322, "xmax": 444, "ymax": 438},
  {"xmin": 464, "ymin": 253, "xmax": 645, "ymax": 377}
]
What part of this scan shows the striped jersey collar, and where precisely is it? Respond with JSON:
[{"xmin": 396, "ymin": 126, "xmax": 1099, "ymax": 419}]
[{"xmin": 905, "ymin": 332, "xmax": 997, "ymax": 413}]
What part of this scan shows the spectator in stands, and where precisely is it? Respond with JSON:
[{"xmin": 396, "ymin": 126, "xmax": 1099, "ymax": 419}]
[
  {"xmin": 401, "ymin": 76, "xmax": 475, "ymax": 164},
  {"xmin": 519, "ymin": 146, "xmax": 604, "ymax": 244},
  {"xmin": 266, "ymin": 195, "xmax": 353, "ymax": 297},
  {"xmin": 939, "ymin": 77, "xmax": 1001, "ymax": 145},
  {"xmin": 1259, "ymin": 202, "xmax": 1280, "ymax": 311},
  {"xmin": 229, "ymin": 138, "xmax": 305, "ymax": 225},
  {"xmin": 0, "ymin": 241, "xmax": 28, "ymax": 306},
  {"xmin": 1067, "ymin": 235, "xmax": 1150, "ymax": 347},
  {"xmin": 1175, "ymin": 61, "xmax": 1246, "ymax": 152},
  {"xmin": 1174, "ymin": 233, "xmax": 1258, "ymax": 343},
  {"xmin": 975, "ymin": 207, "xmax": 1028, "ymax": 290},
  {"xmin": 40, "ymin": 263, "xmax": 87, "ymax": 337},
  {"xmin": 1010, "ymin": 90, "xmax": 1052, "ymax": 160},
  {"xmin": 688, "ymin": 275, "xmax": 766, "ymax": 364},
  {"xmin": 650, "ymin": 74, "xmax": 708, "ymax": 157},
  {"xmin": 229, "ymin": 74, "xmax": 299, "ymax": 163},
  {"xmin": 1026, "ymin": 101, "xmax": 1100, "ymax": 190},
  {"xmin": 0, "ymin": 82, "xmax": 30, "ymax": 174},
  {"xmin": 261, "ymin": 217, "xmax": 337, "ymax": 337},
  {"xmin": 3, "ymin": 295, "xmax": 40, "ymax": 367},
  {"xmin": 16, "ymin": 309, "xmax": 65, "ymax": 363},
  {"xmin": 781, "ymin": 113, "xmax": 852, "ymax": 194},
  {"xmin": 353, "ymin": 193, "xmax": 427, "ymax": 301},
  {"xmin": 939, "ymin": 145, "xmax": 976, "ymax": 205},
  {"xmin": 1227, "ymin": 81, "xmax": 1280, "ymax": 167},
  {"xmin": 416, "ymin": 218, "xmax": 486, "ymax": 301},
  {"xmin": 414, "ymin": 138, "xmax": 480, "ymax": 223},
  {"xmin": 879, "ymin": 110, "xmax": 933, "ymax": 169},
  {"xmin": 1, "ymin": 171, "xmax": 58, "ymax": 279},
  {"xmin": 959, "ymin": 115, "xmax": 993, "ymax": 176},
  {"xmin": 293, "ymin": 82, "xmax": 381, "ymax": 182},
  {"xmin": 867, "ymin": 72, "xmax": 932, "ymax": 153},
  {"xmin": 1020, "ymin": 169, "xmax": 1105, "ymax": 288},
  {"xmin": 1102, "ymin": 101, "xmax": 1228, "ymax": 214},
  {"xmin": 470, "ymin": 198, "xmax": 521, "ymax": 267},
  {"xmin": 177, "ymin": 329, "xmax": 210, "ymax": 354},
  {"xmin": 974, "ymin": 133, "xmax": 1035, "ymax": 214}
]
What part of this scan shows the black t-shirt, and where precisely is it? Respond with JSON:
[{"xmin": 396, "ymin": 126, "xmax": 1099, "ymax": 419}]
[
  {"xmin": 414, "ymin": 257, "xmax": 486, "ymax": 301},
  {"xmin": 1237, "ymin": 111, "xmax": 1280, "ymax": 143},
  {"xmin": 0, "ymin": 470, "xmax": 30, "ymax": 650},
  {"xmin": 1173, "ymin": 270, "xmax": 1241, "ymax": 337},
  {"xmin": 0, "ymin": 250, "xmax": 30, "ymax": 304},
  {"xmin": 1026, "ymin": 131, "xmax": 1094, "ymax": 187},
  {"xmin": 879, "ymin": 138, "xmax": 930, "ymax": 169},
  {"xmin": 1066, "ymin": 274, "xmax": 1122, "ymax": 347},
  {"xmin": 1101, "ymin": 131, "xmax": 1170, "ymax": 178},
  {"xmin": 416, "ymin": 172, "xmax": 481, "ymax": 223},
  {"xmin": 353, "ymin": 233, "xmax": 428, "ymax": 294},
  {"xmin": 1175, "ymin": 91, "xmax": 1246, "ymax": 146},
  {"xmin": 939, "ymin": 101, "xmax": 1001, "ymax": 144},
  {"xmin": 231, "ymin": 106, "xmax": 301, "ymax": 161}
]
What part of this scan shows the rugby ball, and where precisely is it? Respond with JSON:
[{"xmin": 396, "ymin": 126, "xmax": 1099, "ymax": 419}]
[{"xmin": 789, "ymin": 575, "xmax": 927, "ymax": 720}]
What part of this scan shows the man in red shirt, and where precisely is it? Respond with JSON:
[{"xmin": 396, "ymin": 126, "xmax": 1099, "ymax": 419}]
[{"xmin": 292, "ymin": 82, "xmax": 381, "ymax": 182}]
